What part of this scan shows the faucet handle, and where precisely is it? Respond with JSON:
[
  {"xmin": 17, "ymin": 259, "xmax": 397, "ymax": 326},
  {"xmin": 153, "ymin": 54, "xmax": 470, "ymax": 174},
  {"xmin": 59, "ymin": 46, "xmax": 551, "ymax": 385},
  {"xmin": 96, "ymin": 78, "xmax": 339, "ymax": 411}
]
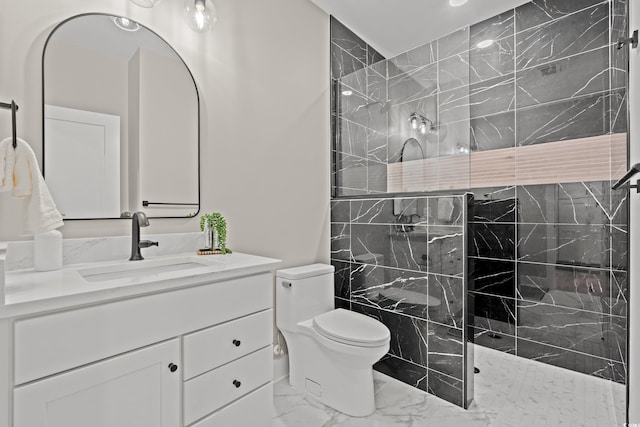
[{"xmin": 138, "ymin": 240, "xmax": 159, "ymax": 249}]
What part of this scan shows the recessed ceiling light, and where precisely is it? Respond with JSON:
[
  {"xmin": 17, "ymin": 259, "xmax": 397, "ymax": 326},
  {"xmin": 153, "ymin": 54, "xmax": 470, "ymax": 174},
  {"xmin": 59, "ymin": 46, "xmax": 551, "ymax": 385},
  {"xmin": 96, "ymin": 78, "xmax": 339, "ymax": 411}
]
[
  {"xmin": 476, "ymin": 39, "xmax": 494, "ymax": 49},
  {"xmin": 112, "ymin": 16, "xmax": 140, "ymax": 32},
  {"xmin": 341, "ymin": 90, "xmax": 353, "ymax": 96},
  {"xmin": 449, "ymin": 0, "xmax": 468, "ymax": 6}
]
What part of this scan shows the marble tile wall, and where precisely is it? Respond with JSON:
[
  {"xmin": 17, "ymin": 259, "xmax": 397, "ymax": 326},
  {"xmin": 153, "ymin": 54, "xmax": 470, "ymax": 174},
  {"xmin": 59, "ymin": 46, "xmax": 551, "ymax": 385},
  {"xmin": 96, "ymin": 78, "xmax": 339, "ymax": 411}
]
[
  {"xmin": 330, "ymin": 0, "xmax": 629, "ymax": 402},
  {"xmin": 331, "ymin": 18, "xmax": 388, "ymax": 196},
  {"xmin": 331, "ymin": 194, "xmax": 474, "ymax": 407}
]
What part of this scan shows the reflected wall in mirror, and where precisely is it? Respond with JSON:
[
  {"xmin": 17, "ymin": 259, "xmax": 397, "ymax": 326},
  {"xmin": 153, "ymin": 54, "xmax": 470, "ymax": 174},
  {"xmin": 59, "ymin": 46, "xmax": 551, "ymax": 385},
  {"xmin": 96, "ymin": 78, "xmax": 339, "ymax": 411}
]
[{"xmin": 43, "ymin": 14, "xmax": 200, "ymax": 219}]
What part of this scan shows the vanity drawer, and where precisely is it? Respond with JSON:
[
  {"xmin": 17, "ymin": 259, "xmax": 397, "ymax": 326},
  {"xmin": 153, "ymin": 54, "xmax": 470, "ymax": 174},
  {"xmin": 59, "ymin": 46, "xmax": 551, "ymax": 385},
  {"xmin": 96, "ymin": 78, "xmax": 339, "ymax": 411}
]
[
  {"xmin": 190, "ymin": 382, "xmax": 272, "ymax": 427},
  {"xmin": 14, "ymin": 273, "xmax": 272, "ymax": 385},
  {"xmin": 184, "ymin": 346, "xmax": 272, "ymax": 425},
  {"xmin": 183, "ymin": 309, "xmax": 272, "ymax": 380}
]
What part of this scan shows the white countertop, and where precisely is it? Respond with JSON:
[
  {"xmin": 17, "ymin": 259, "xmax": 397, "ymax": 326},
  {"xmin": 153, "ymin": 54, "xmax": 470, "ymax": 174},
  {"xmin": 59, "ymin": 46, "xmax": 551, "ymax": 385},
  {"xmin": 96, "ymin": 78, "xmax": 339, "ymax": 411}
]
[{"xmin": 0, "ymin": 252, "xmax": 281, "ymax": 320}]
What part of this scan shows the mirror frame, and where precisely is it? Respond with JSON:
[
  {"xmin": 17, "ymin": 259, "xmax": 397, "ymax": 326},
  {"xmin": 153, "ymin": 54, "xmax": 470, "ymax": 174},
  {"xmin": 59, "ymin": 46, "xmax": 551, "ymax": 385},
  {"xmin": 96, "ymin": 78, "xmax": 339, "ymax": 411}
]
[{"xmin": 41, "ymin": 13, "xmax": 201, "ymax": 220}]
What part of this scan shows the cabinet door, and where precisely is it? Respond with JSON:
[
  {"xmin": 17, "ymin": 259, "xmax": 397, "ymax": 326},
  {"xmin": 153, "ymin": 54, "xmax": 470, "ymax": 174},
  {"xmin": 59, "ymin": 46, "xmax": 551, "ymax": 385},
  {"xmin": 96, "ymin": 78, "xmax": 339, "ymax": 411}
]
[{"xmin": 14, "ymin": 339, "xmax": 180, "ymax": 427}]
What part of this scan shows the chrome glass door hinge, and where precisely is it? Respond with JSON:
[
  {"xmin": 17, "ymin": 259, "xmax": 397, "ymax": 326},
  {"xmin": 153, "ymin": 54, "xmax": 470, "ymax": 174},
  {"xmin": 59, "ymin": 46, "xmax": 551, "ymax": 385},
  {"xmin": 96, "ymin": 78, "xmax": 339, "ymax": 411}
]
[{"xmin": 617, "ymin": 29, "xmax": 638, "ymax": 50}]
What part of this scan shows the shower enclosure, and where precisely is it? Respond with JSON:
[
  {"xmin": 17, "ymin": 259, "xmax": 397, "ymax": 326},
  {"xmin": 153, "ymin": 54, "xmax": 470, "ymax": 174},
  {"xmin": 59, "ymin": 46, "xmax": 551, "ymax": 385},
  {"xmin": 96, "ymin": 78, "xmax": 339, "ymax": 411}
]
[{"xmin": 330, "ymin": 0, "xmax": 628, "ymax": 414}]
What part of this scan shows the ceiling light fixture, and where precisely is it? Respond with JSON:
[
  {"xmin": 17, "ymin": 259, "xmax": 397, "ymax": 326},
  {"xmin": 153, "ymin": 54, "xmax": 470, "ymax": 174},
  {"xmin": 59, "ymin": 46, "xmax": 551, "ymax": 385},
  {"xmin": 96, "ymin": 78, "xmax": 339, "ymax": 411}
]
[
  {"xmin": 184, "ymin": 0, "xmax": 218, "ymax": 32},
  {"xmin": 112, "ymin": 16, "xmax": 140, "ymax": 32},
  {"xmin": 129, "ymin": 0, "xmax": 162, "ymax": 8},
  {"xmin": 449, "ymin": 0, "xmax": 469, "ymax": 6},
  {"xmin": 476, "ymin": 39, "xmax": 494, "ymax": 49}
]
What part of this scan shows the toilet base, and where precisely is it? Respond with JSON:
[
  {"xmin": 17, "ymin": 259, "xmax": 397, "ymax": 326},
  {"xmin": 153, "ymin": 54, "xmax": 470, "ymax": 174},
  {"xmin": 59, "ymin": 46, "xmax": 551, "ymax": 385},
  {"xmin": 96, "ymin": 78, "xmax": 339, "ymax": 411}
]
[{"xmin": 285, "ymin": 329, "xmax": 387, "ymax": 417}]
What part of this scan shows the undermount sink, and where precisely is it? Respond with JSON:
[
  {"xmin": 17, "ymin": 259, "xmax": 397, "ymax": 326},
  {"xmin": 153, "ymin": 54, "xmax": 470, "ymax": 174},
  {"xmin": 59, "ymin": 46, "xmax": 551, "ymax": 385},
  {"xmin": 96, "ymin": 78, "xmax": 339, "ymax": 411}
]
[{"xmin": 78, "ymin": 257, "xmax": 224, "ymax": 283}]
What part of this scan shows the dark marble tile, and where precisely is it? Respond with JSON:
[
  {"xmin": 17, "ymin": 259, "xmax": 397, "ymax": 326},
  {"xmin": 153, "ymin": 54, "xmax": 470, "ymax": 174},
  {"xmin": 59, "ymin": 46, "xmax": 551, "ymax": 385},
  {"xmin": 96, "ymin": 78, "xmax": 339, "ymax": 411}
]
[
  {"xmin": 350, "ymin": 263, "xmax": 432, "ymax": 320},
  {"xmin": 427, "ymin": 196, "xmax": 465, "ymax": 226},
  {"xmin": 330, "ymin": 223, "xmax": 351, "ymax": 261},
  {"xmin": 470, "ymin": 10, "xmax": 515, "ymax": 47},
  {"xmin": 517, "ymin": 223, "xmax": 609, "ymax": 267},
  {"xmin": 367, "ymin": 160, "xmax": 388, "ymax": 194},
  {"xmin": 469, "ymin": 292, "xmax": 516, "ymax": 335},
  {"xmin": 515, "ymin": 0, "xmax": 605, "ymax": 31},
  {"xmin": 336, "ymin": 89, "xmax": 369, "ymax": 128},
  {"xmin": 330, "ymin": 17, "xmax": 367, "ymax": 64},
  {"xmin": 517, "ymin": 301, "xmax": 626, "ymax": 362},
  {"xmin": 374, "ymin": 355, "xmax": 428, "ymax": 390},
  {"xmin": 607, "ymin": 271, "xmax": 627, "ymax": 317},
  {"xmin": 427, "ymin": 369, "xmax": 464, "ymax": 407},
  {"xmin": 428, "ymin": 274, "xmax": 465, "ymax": 328},
  {"xmin": 438, "ymin": 27, "xmax": 470, "ymax": 60},
  {"xmin": 368, "ymin": 45, "xmax": 386, "ymax": 66},
  {"xmin": 367, "ymin": 130, "xmax": 387, "ymax": 164},
  {"xmin": 469, "ymin": 258, "xmax": 516, "ymax": 298},
  {"xmin": 339, "ymin": 67, "xmax": 367, "ymax": 98},
  {"xmin": 367, "ymin": 67, "xmax": 387, "ymax": 103},
  {"xmin": 352, "ymin": 302, "xmax": 429, "ymax": 366},
  {"xmin": 335, "ymin": 297, "xmax": 350, "ymax": 310},
  {"xmin": 609, "ymin": 89, "xmax": 628, "ymax": 134},
  {"xmin": 470, "ymin": 75, "xmax": 515, "ymax": 119},
  {"xmin": 473, "ymin": 327, "xmax": 516, "ymax": 354},
  {"xmin": 351, "ymin": 223, "xmax": 394, "ymax": 264},
  {"xmin": 471, "ymin": 187, "xmax": 517, "ymax": 222},
  {"xmin": 438, "ymin": 53, "xmax": 470, "ymax": 92},
  {"xmin": 470, "ymin": 112, "xmax": 515, "ymax": 151},
  {"xmin": 515, "ymin": 3, "xmax": 609, "ymax": 70},
  {"xmin": 470, "ymin": 37, "xmax": 515, "ymax": 85},
  {"xmin": 388, "ymin": 63, "xmax": 438, "ymax": 105},
  {"xmin": 517, "ymin": 262, "xmax": 609, "ymax": 314},
  {"xmin": 330, "ymin": 200, "xmax": 349, "ymax": 223},
  {"xmin": 516, "ymin": 182, "xmax": 613, "ymax": 225},
  {"xmin": 332, "ymin": 260, "xmax": 351, "ymax": 300},
  {"xmin": 609, "ymin": 225, "xmax": 627, "ymax": 272},
  {"xmin": 388, "ymin": 41, "xmax": 437, "ymax": 78},
  {"xmin": 516, "ymin": 93, "xmax": 608, "ymax": 146},
  {"xmin": 351, "ymin": 199, "xmax": 395, "ymax": 224},
  {"xmin": 516, "ymin": 338, "xmax": 626, "ymax": 384},
  {"xmin": 472, "ymin": 223, "xmax": 515, "ymax": 260},
  {"xmin": 428, "ymin": 226, "xmax": 464, "ymax": 276},
  {"xmin": 428, "ymin": 324, "xmax": 464, "ymax": 380},
  {"xmin": 336, "ymin": 153, "xmax": 368, "ymax": 194},
  {"xmin": 438, "ymin": 86, "xmax": 470, "ymax": 125},
  {"xmin": 331, "ymin": 43, "xmax": 366, "ymax": 81},
  {"xmin": 516, "ymin": 47, "xmax": 609, "ymax": 109},
  {"xmin": 387, "ymin": 229, "xmax": 429, "ymax": 272},
  {"xmin": 337, "ymin": 118, "xmax": 367, "ymax": 158},
  {"xmin": 437, "ymin": 120, "xmax": 472, "ymax": 158}
]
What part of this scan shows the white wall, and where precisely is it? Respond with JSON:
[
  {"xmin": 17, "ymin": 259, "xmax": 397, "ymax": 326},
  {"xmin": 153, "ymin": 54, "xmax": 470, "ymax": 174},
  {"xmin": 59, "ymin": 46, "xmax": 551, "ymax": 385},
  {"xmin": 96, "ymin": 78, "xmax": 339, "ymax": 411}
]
[
  {"xmin": 0, "ymin": 0, "xmax": 330, "ymax": 268},
  {"xmin": 629, "ymin": 2, "xmax": 639, "ymax": 422}
]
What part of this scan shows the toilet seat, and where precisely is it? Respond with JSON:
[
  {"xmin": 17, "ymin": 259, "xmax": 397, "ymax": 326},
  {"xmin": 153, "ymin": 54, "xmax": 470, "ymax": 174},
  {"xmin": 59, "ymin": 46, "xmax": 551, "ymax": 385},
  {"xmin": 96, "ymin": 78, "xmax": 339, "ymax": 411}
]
[{"xmin": 312, "ymin": 309, "xmax": 390, "ymax": 348}]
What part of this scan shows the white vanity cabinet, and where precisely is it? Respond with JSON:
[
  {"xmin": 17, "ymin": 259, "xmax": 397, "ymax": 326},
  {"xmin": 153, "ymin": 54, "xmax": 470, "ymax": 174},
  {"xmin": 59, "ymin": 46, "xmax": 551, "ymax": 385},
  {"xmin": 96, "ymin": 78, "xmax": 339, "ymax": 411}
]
[{"xmin": 2, "ymin": 271, "xmax": 275, "ymax": 427}]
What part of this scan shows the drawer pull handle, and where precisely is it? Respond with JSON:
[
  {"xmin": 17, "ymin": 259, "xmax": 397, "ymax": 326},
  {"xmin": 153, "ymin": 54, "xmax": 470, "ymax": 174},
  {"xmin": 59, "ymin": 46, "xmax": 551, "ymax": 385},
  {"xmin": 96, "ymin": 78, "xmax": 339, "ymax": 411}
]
[
  {"xmin": 233, "ymin": 379, "xmax": 242, "ymax": 388},
  {"xmin": 168, "ymin": 363, "xmax": 178, "ymax": 373},
  {"xmin": 233, "ymin": 339, "xmax": 241, "ymax": 347}
]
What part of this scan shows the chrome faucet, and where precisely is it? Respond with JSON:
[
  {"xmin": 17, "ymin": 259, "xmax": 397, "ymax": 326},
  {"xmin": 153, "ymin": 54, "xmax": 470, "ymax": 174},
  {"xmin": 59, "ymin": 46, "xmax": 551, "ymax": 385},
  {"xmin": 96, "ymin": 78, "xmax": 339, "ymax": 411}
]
[{"xmin": 130, "ymin": 212, "xmax": 159, "ymax": 261}]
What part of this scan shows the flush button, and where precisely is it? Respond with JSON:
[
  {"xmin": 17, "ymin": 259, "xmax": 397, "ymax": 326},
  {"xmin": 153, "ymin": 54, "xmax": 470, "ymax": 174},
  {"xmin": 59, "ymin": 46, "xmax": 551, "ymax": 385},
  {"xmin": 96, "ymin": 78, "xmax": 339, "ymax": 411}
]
[{"xmin": 281, "ymin": 281, "xmax": 292, "ymax": 288}]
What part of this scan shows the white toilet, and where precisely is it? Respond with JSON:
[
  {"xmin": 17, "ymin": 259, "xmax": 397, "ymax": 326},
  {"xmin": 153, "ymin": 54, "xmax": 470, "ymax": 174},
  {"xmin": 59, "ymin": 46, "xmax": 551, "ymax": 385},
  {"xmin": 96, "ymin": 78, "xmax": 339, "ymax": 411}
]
[{"xmin": 276, "ymin": 264, "xmax": 390, "ymax": 417}]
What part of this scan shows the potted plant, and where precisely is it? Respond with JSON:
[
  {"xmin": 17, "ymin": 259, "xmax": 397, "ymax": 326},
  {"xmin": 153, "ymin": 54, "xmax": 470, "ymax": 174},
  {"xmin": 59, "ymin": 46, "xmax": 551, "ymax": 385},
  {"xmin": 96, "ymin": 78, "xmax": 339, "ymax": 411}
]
[{"xmin": 199, "ymin": 212, "xmax": 231, "ymax": 254}]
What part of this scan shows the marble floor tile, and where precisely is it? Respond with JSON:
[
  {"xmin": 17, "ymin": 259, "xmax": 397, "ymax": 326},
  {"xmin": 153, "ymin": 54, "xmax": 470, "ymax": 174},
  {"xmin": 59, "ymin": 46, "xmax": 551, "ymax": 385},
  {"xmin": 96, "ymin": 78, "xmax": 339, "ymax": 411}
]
[{"xmin": 272, "ymin": 345, "xmax": 625, "ymax": 427}]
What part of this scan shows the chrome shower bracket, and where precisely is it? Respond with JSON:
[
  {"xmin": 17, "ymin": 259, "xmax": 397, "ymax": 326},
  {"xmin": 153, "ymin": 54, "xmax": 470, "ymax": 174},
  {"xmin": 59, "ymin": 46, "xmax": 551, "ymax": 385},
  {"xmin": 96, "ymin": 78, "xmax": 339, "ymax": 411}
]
[{"xmin": 617, "ymin": 29, "xmax": 638, "ymax": 50}]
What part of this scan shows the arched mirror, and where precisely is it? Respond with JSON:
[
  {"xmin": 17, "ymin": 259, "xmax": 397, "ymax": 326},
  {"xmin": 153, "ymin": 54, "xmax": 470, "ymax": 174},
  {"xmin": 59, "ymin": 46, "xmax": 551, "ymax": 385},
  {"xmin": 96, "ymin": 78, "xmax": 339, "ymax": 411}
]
[{"xmin": 42, "ymin": 14, "xmax": 200, "ymax": 220}]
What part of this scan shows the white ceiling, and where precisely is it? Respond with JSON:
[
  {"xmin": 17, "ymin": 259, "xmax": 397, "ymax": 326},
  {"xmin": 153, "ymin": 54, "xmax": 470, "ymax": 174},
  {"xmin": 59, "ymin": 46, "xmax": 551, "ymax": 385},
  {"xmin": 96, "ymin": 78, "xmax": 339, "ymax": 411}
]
[{"xmin": 308, "ymin": 0, "xmax": 531, "ymax": 58}]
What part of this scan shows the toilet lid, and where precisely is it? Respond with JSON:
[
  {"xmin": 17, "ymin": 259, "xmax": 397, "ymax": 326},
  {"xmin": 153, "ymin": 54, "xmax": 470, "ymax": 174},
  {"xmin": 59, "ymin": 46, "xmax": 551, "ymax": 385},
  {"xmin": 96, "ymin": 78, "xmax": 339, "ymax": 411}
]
[{"xmin": 312, "ymin": 309, "xmax": 390, "ymax": 347}]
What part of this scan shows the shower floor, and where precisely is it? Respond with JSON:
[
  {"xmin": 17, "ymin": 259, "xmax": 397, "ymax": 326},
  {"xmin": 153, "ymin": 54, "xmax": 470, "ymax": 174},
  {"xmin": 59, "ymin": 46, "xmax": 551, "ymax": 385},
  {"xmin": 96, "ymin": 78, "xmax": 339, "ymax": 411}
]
[{"xmin": 272, "ymin": 345, "xmax": 625, "ymax": 427}]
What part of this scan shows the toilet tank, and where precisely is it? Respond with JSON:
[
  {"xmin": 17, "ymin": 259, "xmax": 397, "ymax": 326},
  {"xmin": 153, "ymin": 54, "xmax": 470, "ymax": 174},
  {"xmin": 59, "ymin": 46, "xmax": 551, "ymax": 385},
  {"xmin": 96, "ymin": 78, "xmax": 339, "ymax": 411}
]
[{"xmin": 276, "ymin": 264, "xmax": 335, "ymax": 330}]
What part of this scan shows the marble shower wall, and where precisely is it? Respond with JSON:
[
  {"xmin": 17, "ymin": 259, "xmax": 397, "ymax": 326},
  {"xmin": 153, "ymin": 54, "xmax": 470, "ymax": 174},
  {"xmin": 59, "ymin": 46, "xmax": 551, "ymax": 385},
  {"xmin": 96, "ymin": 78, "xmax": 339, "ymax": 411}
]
[
  {"xmin": 331, "ymin": 194, "xmax": 474, "ymax": 407},
  {"xmin": 331, "ymin": 0, "xmax": 628, "ymax": 387}
]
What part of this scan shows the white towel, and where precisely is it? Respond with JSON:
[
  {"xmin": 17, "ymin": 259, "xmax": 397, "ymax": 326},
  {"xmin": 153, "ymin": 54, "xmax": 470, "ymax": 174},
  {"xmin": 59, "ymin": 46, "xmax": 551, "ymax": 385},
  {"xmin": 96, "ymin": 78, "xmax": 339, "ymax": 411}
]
[{"xmin": 0, "ymin": 137, "xmax": 64, "ymax": 235}]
